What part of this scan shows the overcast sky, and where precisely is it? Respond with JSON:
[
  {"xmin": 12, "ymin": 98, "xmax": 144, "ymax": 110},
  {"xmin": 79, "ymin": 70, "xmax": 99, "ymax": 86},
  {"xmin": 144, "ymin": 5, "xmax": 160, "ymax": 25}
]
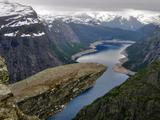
[{"xmin": 4, "ymin": 0, "xmax": 160, "ymax": 13}]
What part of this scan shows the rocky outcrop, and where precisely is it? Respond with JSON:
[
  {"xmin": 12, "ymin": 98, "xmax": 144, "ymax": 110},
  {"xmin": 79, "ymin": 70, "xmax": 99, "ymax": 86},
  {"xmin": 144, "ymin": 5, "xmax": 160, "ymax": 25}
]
[
  {"xmin": 74, "ymin": 60, "xmax": 160, "ymax": 120},
  {"xmin": 0, "ymin": 56, "xmax": 8, "ymax": 84},
  {"xmin": 0, "ymin": 84, "xmax": 40, "ymax": 120},
  {"xmin": 9, "ymin": 63, "xmax": 106, "ymax": 119},
  {"xmin": 0, "ymin": 56, "xmax": 40, "ymax": 120},
  {"xmin": 0, "ymin": 2, "xmax": 63, "ymax": 83}
]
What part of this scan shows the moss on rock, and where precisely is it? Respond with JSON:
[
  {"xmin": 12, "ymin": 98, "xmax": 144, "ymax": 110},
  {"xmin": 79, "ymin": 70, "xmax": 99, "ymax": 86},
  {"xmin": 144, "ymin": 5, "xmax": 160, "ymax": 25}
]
[{"xmin": 0, "ymin": 57, "xmax": 9, "ymax": 84}]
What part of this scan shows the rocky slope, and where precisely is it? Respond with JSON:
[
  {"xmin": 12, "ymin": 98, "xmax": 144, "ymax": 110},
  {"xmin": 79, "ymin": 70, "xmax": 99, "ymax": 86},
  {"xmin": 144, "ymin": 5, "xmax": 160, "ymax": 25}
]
[
  {"xmin": 0, "ymin": 84, "xmax": 40, "ymax": 120},
  {"xmin": 123, "ymin": 28, "xmax": 160, "ymax": 71},
  {"xmin": 0, "ymin": 56, "xmax": 8, "ymax": 84},
  {"xmin": 42, "ymin": 19, "xmax": 84, "ymax": 63},
  {"xmin": 74, "ymin": 60, "xmax": 160, "ymax": 120},
  {"xmin": 9, "ymin": 63, "xmax": 106, "ymax": 119},
  {"xmin": 0, "ymin": 2, "xmax": 63, "ymax": 83},
  {"xmin": 0, "ymin": 56, "xmax": 40, "ymax": 120}
]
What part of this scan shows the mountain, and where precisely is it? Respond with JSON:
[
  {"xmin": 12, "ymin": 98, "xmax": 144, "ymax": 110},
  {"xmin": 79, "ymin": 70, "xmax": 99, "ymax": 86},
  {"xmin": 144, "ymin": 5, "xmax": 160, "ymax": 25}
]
[
  {"xmin": 68, "ymin": 23, "xmax": 159, "ymax": 43},
  {"xmin": 101, "ymin": 16, "xmax": 144, "ymax": 30},
  {"xmin": 42, "ymin": 14, "xmax": 141, "ymax": 43},
  {"xmin": 123, "ymin": 28, "xmax": 160, "ymax": 71},
  {"xmin": 42, "ymin": 14, "xmax": 159, "ymax": 44},
  {"xmin": 68, "ymin": 23, "xmax": 138, "ymax": 43},
  {"xmin": 44, "ymin": 10, "xmax": 160, "ymax": 30},
  {"xmin": 74, "ymin": 60, "xmax": 160, "ymax": 120},
  {"xmin": 0, "ymin": 2, "xmax": 63, "ymax": 83},
  {"xmin": 135, "ymin": 24, "xmax": 160, "ymax": 40},
  {"xmin": 0, "ymin": 2, "xmax": 159, "ymax": 83},
  {"xmin": 42, "ymin": 18, "xmax": 84, "ymax": 63}
]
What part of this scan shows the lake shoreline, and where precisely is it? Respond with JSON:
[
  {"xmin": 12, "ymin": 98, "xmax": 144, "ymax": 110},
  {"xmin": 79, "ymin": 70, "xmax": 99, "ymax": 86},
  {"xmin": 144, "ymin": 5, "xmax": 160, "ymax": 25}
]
[
  {"xmin": 72, "ymin": 39, "xmax": 136, "ymax": 76},
  {"xmin": 71, "ymin": 39, "xmax": 135, "ymax": 61},
  {"xmin": 52, "ymin": 41, "xmax": 131, "ymax": 120},
  {"xmin": 113, "ymin": 49, "xmax": 136, "ymax": 76}
]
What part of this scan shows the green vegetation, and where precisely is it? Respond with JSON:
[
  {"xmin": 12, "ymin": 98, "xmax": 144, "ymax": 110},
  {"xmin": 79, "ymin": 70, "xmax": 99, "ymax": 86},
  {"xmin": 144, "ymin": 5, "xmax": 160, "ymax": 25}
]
[
  {"xmin": 0, "ymin": 57, "xmax": 9, "ymax": 84},
  {"xmin": 74, "ymin": 60, "xmax": 160, "ymax": 120},
  {"xmin": 52, "ymin": 40, "xmax": 85, "ymax": 63},
  {"xmin": 123, "ymin": 30, "xmax": 160, "ymax": 71}
]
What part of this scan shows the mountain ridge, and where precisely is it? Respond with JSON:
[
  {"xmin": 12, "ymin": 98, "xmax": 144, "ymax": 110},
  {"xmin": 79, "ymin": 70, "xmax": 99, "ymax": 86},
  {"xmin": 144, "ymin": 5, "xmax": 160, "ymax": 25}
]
[
  {"xmin": 40, "ymin": 10, "xmax": 160, "ymax": 30},
  {"xmin": 0, "ymin": 2, "xmax": 63, "ymax": 83}
]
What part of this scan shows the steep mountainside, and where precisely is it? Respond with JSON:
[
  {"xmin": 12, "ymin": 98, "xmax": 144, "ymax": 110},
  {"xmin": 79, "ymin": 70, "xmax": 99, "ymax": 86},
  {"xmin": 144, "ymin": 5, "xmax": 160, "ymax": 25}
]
[
  {"xmin": 123, "ymin": 29, "xmax": 160, "ymax": 71},
  {"xmin": 0, "ymin": 2, "xmax": 63, "ymax": 83},
  {"xmin": 74, "ymin": 60, "xmax": 160, "ymax": 120},
  {"xmin": 42, "ymin": 19, "xmax": 85, "ymax": 63}
]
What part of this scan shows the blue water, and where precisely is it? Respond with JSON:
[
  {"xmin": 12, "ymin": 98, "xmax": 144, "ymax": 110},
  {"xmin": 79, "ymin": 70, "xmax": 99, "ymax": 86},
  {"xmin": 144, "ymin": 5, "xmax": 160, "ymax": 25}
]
[{"xmin": 49, "ymin": 43, "xmax": 130, "ymax": 120}]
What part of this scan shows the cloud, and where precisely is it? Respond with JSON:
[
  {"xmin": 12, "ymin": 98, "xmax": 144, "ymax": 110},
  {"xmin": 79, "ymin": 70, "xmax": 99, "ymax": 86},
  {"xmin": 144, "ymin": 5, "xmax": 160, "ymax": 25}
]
[{"xmin": 4, "ymin": 0, "xmax": 160, "ymax": 12}]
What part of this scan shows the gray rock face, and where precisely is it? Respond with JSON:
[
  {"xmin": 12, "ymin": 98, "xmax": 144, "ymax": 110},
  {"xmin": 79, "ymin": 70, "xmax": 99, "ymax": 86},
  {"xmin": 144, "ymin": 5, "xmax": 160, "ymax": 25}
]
[
  {"xmin": 9, "ymin": 63, "xmax": 106, "ymax": 119},
  {"xmin": 43, "ymin": 18, "xmax": 83, "ymax": 63},
  {"xmin": 0, "ymin": 2, "xmax": 63, "ymax": 83},
  {"xmin": 43, "ymin": 19, "xmax": 80, "ymax": 43}
]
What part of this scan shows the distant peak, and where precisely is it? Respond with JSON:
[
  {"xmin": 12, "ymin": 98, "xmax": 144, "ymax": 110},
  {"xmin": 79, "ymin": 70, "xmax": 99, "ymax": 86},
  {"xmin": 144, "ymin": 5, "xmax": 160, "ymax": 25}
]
[{"xmin": 0, "ymin": 1, "xmax": 34, "ymax": 17}]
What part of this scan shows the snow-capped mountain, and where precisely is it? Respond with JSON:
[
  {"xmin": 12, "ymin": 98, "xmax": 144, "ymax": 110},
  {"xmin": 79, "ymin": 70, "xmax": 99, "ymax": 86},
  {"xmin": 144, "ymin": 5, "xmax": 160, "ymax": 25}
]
[
  {"xmin": 0, "ymin": 2, "xmax": 63, "ymax": 83},
  {"xmin": 41, "ymin": 10, "xmax": 160, "ymax": 30},
  {"xmin": 0, "ymin": 1, "xmax": 46, "ymax": 37}
]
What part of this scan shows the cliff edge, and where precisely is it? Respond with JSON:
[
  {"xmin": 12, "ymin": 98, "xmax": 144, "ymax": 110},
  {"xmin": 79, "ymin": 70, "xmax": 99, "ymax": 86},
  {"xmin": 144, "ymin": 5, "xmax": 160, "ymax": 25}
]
[
  {"xmin": 0, "ymin": 57, "xmax": 39, "ymax": 120},
  {"xmin": 9, "ymin": 63, "xmax": 106, "ymax": 119}
]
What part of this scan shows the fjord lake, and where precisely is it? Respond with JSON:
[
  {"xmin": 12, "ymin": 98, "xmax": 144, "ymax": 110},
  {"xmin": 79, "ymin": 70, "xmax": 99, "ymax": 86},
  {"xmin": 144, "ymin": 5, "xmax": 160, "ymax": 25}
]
[{"xmin": 49, "ymin": 43, "xmax": 131, "ymax": 120}]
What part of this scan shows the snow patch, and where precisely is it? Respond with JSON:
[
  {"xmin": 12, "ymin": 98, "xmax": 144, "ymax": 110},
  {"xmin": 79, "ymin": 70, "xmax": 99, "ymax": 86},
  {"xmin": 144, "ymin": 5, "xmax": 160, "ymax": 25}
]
[
  {"xmin": 8, "ymin": 18, "xmax": 39, "ymax": 27},
  {"xmin": 21, "ymin": 34, "xmax": 31, "ymax": 37},
  {"xmin": 4, "ymin": 33, "xmax": 16, "ymax": 37},
  {"xmin": 40, "ymin": 9, "xmax": 160, "ymax": 26},
  {"xmin": 33, "ymin": 32, "xmax": 45, "ymax": 36},
  {"xmin": 4, "ymin": 31, "xmax": 18, "ymax": 37},
  {"xmin": 0, "ymin": 2, "xmax": 33, "ymax": 17},
  {"xmin": 21, "ymin": 32, "xmax": 45, "ymax": 37},
  {"xmin": 0, "ymin": 2, "xmax": 40, "ymax": 29}
]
